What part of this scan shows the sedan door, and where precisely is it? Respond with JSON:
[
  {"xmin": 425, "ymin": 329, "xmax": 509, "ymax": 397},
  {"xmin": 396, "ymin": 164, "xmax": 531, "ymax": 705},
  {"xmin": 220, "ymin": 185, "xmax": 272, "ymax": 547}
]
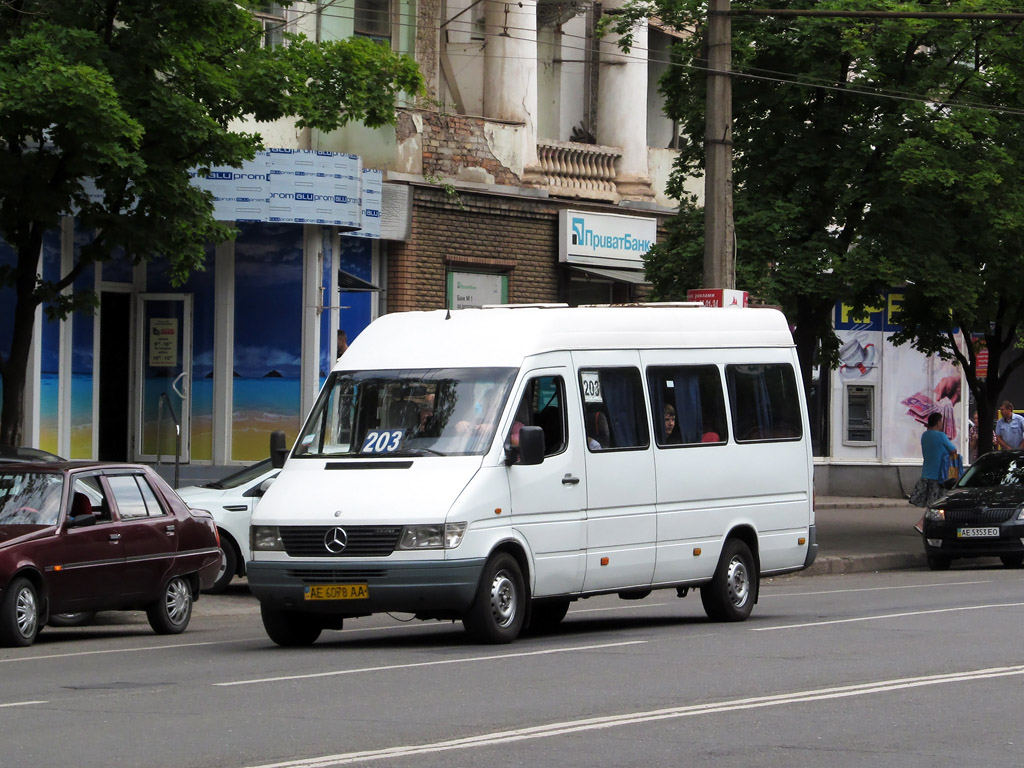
[
  {"xmin": 46, "ymin": 475, "xmax": 127, "ymax": 612},
  {"xmin": 103, "ymin": 473, "xmax": 179, "ymax": 601}
]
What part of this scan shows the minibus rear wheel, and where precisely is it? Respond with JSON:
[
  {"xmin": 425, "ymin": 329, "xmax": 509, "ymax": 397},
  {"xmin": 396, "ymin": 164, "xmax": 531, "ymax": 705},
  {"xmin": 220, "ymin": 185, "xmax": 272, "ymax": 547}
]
[
  {"xmin": 701, "ymin": 539, "xmax": 756, "ymax": 622},
  {"xmin": 463, "ymin": 553, "xmax": 526, "ymax": 643}
]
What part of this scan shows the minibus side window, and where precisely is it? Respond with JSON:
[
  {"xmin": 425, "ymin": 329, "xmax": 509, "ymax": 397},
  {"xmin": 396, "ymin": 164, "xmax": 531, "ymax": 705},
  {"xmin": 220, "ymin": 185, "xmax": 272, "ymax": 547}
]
[
  {"xmin": 508, "ymin": 376, "xmax": 567, "ymax": 458},
  {"xmin": 578, "ymin": 368, "xmax": 650, "ymax": 451},
  {"xmin": 647, "ymin": 365, "xmax": 728, "ymax": 446},
  {"xmin": 725, "ymin": 364, "xmax": 803, "ymax": 442}
]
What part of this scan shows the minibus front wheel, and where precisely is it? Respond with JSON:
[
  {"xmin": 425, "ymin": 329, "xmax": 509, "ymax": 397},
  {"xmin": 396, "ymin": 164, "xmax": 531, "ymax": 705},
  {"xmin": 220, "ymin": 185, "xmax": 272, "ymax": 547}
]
[
  {"xmin": 261, "ymin": 604, "xmax": 324, "ymax": 646},
  {"xmin": 700, "ymin": 539, "xmax": 756, "ymax": 622},
  {"xmin": 463, "ymin": 553, "xmax": 526, "ymax": 643}
]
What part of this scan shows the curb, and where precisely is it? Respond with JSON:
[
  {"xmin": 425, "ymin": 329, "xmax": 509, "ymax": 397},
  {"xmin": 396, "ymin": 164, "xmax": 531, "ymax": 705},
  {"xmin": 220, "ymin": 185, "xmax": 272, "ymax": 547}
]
[
  {"xmin": 796, "ymin": 552, "xmax": 927, "ymax": 576},
  {"xmin": 815, "ymin": 500, "xmax": 910, "ymax": 510}
]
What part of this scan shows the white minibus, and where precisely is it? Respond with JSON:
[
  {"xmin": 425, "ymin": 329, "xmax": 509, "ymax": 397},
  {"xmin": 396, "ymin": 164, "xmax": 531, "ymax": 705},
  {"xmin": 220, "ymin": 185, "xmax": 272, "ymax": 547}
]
[{"xmin": 247, "ymin": 304, "xmax": 817, "ymax": 645}]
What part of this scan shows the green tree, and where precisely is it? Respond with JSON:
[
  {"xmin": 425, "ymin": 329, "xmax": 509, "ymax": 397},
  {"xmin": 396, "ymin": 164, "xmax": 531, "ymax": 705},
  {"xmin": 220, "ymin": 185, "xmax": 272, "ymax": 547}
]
[
  {"xmin": 864, "ymin": 73, "xmax": 1024, "ymax": 454},
  {"xmin": 610, "ymin": 0, "xmax": 1024, "ymax": 431},
  {"xmin": 0, "ymin": 0, "xmax": 423, "ymax": 446}
]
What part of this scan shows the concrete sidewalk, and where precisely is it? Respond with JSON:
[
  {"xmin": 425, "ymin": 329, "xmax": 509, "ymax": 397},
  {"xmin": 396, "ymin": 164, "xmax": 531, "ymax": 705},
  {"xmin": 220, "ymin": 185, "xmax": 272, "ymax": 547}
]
[{"xmin": 806, "ymin": 496, "xmax": 928, "ymax": 575}]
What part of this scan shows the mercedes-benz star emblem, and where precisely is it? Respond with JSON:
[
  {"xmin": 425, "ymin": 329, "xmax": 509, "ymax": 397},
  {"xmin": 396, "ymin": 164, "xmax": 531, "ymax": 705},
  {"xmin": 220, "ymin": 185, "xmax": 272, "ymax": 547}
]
[{"xmin": 324, "ymin": 526, "xmax": 348, "ymax": 554}]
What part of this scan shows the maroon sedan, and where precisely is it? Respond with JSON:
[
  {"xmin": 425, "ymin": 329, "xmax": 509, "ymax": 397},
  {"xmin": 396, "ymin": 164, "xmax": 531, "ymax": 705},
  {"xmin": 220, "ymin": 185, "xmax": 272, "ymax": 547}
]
[{"xmin": 0, "ymin": 462, "xmax": 221, "ymax": 647}]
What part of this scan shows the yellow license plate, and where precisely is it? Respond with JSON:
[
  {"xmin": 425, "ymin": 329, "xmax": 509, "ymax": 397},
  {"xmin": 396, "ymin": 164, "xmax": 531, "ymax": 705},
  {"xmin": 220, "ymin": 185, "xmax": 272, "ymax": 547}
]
[{"xmin": 304, "ymin": 584, "xmax": 369, "ymax": 600}]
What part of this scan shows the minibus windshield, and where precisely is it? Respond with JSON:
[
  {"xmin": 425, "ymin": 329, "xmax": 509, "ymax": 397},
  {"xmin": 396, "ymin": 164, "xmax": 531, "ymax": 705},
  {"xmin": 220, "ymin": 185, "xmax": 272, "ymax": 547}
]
[{"xmin": 294, "ymin": 367, "xmax": 518, "ymax": 458}]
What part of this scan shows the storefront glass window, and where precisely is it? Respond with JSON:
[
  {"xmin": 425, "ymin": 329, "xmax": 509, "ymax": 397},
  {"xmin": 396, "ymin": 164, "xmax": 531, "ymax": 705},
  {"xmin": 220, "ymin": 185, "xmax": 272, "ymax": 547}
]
[{"xmin": 232, "ymin": 223, "xmax": 303, "ymax": 461}]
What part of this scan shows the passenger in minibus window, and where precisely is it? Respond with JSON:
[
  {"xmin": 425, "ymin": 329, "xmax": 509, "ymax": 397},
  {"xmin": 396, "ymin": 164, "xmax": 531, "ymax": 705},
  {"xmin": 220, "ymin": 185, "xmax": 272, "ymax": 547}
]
[{"xmin": 663, "ymin": 404, "xmax": 681, "ymax": 444}]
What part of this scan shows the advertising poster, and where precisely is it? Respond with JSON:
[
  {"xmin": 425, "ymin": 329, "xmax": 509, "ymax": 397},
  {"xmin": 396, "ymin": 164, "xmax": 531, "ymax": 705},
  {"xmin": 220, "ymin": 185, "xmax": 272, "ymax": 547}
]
[{"xmin": 834, "ymin": 289, "xmax": 965, "ymax": 462}]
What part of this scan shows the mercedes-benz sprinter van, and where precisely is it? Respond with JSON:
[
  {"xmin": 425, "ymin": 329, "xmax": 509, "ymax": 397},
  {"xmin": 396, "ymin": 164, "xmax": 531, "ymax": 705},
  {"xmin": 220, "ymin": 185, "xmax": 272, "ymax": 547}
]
[{"xmin": 247, "ymin": 304, "xmax": 816, "ymax": 645}]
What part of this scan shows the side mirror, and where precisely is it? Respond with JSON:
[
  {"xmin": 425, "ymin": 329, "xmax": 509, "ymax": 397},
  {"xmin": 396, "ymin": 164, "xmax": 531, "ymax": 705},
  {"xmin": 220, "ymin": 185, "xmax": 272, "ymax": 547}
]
[
  {"xmin": 516, "ymin": 426, "xmax": 545, "ymax": 466},
  {"xmin": 270, "ymin": 430, "xmax": 288, "ymax": 469}
]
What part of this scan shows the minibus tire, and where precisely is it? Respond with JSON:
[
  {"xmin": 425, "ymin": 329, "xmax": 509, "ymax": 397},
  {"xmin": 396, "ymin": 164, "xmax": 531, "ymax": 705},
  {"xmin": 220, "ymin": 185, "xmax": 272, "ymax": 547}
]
[
  {"xmin": 261, "ymin": 605, "xmax": 324, "ymax": 646},
  {"xmin": 463, "ymin": 553, "xmax": 525, "ymax": 643},
  {"xmin": 700, "ymin": 540, "xmax": 756, "ymax": 622}
]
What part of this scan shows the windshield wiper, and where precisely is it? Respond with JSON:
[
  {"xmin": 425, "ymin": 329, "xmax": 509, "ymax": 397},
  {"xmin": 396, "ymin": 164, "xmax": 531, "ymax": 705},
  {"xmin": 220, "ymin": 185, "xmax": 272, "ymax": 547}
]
[{"xmin": 403, "ymin": 447, "xmax": 447, "ymax": 457}]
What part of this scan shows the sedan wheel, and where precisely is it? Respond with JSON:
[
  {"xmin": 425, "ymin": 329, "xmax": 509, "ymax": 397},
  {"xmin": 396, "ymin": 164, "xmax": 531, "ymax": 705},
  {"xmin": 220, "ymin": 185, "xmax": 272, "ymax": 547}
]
[
  {"xmin": 0, "ymin": 577, "xmax": 41, "ymax": 647},
  {"xmin": 146, "ymin": 576, "xmax": 193, "ymax": 635}
]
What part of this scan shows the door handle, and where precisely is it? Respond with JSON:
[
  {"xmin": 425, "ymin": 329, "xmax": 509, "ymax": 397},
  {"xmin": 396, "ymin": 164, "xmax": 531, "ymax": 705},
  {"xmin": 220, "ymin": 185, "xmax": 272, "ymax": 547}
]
[
  {"xmin": 561, "ymin": 474, "xmax": 580, "ymax": 486},
  {"xmin": 108, "ymin": 533, "xmax": 121, "ymax": 542},
  {"xmin": 172, "ymin": 372, "xmax": 188, "ymax": 399},
  {"xmin": 165, "ymin": 524, "xmax": 176, "ymax": 535}
]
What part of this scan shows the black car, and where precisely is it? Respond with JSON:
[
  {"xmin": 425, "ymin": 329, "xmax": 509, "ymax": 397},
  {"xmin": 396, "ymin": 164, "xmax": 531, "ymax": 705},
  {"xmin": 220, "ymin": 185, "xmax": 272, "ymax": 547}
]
[{"xmin": 922, "ymin": 450, "xmax": 1024, "ymax": 570}]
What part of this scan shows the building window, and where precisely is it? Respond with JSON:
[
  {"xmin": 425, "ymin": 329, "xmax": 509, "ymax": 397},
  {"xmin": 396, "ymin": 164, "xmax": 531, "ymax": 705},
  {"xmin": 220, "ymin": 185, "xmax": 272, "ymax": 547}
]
[
  {"xmin": 354, "ymin": 0, "xmax": 392, "ymax": 44},
  {"xmin": 254, "ymin": 2, "xmax": 287, "ymax": 48}
]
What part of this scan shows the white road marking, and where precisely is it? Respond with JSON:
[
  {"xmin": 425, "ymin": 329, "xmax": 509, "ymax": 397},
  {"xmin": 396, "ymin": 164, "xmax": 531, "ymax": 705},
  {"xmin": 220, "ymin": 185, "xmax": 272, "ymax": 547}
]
[
  {"xmin": 752, "ymin": 601, "xmax": 1024, "ymax": 631},
  {"xmin": 761, "ymin": 579, "xmax": 991, "ymax": 598},
  {"xmin": 216, "ymin": 640, "xmax": 648, "ymax": 687},
  {"xmin": 0, "ymin": 700, "xmax": 47, "ymax": 708},
  {"xmin": 242, "ymin": 664, "xmax": 1024, "ymax": 768},
  {"xmin": 0, "ymin": 638, "xmax": 262, "ymax": 663}
]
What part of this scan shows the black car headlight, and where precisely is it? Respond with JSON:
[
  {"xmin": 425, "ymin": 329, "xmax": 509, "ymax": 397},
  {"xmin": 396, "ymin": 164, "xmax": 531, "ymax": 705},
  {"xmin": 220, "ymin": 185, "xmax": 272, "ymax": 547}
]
[{"xmin": 925, "ymin": 508, "xmax": 946, "ymax": 521}]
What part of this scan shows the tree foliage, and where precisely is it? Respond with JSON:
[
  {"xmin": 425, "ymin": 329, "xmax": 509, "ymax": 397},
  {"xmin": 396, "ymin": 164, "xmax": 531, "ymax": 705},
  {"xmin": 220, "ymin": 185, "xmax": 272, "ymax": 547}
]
[
  {"xmin": 0, "ymin": 0, "xmax": 423, "ymax": 445},
  {"xmin": 610, "ymin": 0, "xmax": 1024, "ymax": 448}
]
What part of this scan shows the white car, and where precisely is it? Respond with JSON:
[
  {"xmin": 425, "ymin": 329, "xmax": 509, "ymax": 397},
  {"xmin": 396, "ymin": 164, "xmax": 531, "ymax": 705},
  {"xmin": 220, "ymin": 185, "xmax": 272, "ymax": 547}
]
[{"xmin": 176, "ymin": 459, "xmax": 278, "ymax": 593}]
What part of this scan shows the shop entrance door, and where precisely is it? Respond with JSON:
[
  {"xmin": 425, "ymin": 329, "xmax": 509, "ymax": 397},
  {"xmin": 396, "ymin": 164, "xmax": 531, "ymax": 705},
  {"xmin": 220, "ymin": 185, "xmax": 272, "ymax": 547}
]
[{"xmin": 134, "ymin": 294, "xmax": 192, "ymax": 463}]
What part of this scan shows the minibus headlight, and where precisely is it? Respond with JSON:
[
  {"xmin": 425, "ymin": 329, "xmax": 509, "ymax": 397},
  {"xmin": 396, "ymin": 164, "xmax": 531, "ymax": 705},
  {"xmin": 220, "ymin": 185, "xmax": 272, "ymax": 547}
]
[
  {"xmin": 251, "ymin": 525, "xmax": 284, "ymax": 551},
  {"xmin": 925, "ymin": 508, "xmax": 945, "ymax": 521},
  {"xmin": 398, "ymin": 523, "xmax": 467, "ymax": 550}
]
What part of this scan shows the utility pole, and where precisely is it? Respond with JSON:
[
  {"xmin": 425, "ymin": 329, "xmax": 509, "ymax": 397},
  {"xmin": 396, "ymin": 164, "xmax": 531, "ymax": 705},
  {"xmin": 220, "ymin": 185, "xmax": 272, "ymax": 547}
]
[{"xmin": 704, "ymin": 0, "xmax": 734, "ymax": 289}]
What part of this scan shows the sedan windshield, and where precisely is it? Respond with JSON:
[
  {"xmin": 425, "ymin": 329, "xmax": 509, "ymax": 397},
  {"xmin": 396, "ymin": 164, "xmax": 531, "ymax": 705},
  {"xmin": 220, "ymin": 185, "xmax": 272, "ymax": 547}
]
[
  {"xmin": 295, "ymin": 367, "xmax": 517, "ymax": 458},
  {"xmin": 958, "ymin": 453, "xmax": 1024, "ymax": 488},
  {"xmin": 0, "ymin": 472, "xmax": 64, "ymax": 525}
]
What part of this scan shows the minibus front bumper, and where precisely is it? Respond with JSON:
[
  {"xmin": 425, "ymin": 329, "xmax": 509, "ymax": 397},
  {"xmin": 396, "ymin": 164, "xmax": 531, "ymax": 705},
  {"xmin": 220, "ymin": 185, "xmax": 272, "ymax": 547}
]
[{"xmin": 246, "ymin": 558, "xmax": 487, "ymax": 615}]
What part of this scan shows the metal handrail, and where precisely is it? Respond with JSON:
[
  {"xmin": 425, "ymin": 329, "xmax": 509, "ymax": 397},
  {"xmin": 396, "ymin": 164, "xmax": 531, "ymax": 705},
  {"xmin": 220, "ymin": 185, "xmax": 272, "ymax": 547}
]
[{"xmin": 156, "ymin": 392, "xmax": 182, "ymax": 489}]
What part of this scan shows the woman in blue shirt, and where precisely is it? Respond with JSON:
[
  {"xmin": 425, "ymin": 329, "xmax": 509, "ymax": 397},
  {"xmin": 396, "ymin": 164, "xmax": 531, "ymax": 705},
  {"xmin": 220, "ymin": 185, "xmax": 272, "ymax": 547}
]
[{"xmin": 910, "ymin": 412, "xmax": 958, "ymax": 507}]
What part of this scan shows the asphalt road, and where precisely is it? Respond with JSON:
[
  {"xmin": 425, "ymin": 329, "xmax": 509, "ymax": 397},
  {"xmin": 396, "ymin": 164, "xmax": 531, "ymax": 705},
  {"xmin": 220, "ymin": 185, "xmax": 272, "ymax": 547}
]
[{"xmin": 3, "ymin": 568, "xmax": 1023, "ymax": 768}]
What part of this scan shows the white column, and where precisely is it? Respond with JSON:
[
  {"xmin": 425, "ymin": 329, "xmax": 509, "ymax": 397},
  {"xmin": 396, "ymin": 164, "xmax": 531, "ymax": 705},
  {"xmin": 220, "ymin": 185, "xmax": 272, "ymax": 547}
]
[
  {"xmin": 300, "ymin": 224, "xmax": 322, "ymax": 421},
  {"xmin": 212, "ymin": 239, "xmax": 234, "ymax": 465},
  {"xmin": 597, "ymin": 0, "xmax": 654, "ymax": 200},
  {"xmin": 483, "ymin": 0, "xmax": 541, "ymax": 177}
]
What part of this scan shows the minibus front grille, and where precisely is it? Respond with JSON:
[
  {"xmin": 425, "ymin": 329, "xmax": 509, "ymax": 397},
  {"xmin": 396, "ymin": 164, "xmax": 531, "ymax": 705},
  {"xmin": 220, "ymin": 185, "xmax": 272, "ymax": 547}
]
[
  {"xmin": 279, "ymin": 526, "xmax": 402, "ymax": 557},
  {"xmin": 285, "ymin": 568, "xmax": 388, "ymax": 583}
]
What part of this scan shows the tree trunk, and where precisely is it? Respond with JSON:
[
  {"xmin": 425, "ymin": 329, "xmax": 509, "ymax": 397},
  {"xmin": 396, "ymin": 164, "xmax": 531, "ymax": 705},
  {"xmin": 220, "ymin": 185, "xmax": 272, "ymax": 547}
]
[{"xmin": 0, "ymin": 230, "xmax": 44, "ymax": 448}]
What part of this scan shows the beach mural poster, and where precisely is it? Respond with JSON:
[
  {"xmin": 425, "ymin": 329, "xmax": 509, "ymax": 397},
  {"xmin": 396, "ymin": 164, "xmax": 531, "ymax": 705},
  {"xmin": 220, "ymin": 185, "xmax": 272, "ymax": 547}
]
[{"xmin": 232, "ymin": 223, "xmax": 303, "ymax": 461}]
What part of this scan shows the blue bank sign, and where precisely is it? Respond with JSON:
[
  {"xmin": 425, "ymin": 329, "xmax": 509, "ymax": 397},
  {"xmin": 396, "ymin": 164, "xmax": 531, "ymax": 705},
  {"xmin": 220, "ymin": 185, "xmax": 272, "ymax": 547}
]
[{"xmin": 558, "ymin": 210, "xmax": 657, "ymax": 269}]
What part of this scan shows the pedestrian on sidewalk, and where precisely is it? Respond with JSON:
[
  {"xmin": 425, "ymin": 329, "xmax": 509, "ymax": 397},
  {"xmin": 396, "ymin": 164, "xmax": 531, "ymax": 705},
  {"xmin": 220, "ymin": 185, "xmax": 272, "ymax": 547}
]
[
  {"xmin": 995, "ymin": 401, "xmax": 1024, "ymax": 450},
  {"xmin": 910, "ymin": 412, "xmax": 958, "ymax": 508}
]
